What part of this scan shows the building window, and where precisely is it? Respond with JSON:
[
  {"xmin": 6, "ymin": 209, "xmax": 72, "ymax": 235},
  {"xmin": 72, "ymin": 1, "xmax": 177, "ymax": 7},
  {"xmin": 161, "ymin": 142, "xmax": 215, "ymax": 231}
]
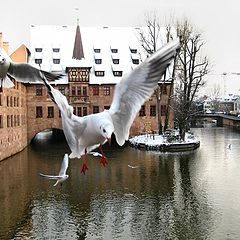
[
  {"xmin": 112, "ymin": 59, "xmax": 119, "ymax": 64},
  {"xmin": 77, "ymin": 107, "xmax": 82, "ymax": 116},
  {"xmin": 7, "ymin": 115, "xmax": 10, "ymax": 127},
  {"xmin": 93, "ymin": 106, "xmax": 99, "ymax": 114},
  {"xmin": 130, "ymin": 48, "xmax": 137, "ymax": 53},
  {"xmin": 95, "ymin": 59, "xmax": 102, "ymax": 64},
  {"xmin": 94, "ymin": 48, "xmax": 101, "ymax": 53},
  {"xmin": 82, "ymin": 87, "xmax": 87, "ymax": 96},
  {"xmin": 160, "ymin": 84, "xmax": 167, "ymax": 95},
  {"xmin": 35, "ymin": 48, "xmax": 42, "ymax": 52},
  {"xmin": 132, "ymin": 59, "xmax": 139, "ymax": 64},
  {"xmin": 36, "ymin": 85, "xmax": 43, "ymax": 96},
  {"xmin": 139, "ymin": 105, "xmax": 146, "ymax": 117},
  {"xmin": 83, "ymin": 107, "xmax": 88, "ymax": 116},
  {"xmin": 92, "ymin": 86, "xmax": 99, "ymax": 96},
  {"xmin": 53, "ymin": 48, "xmax": 60, "ymax": 52},
  {"xmin": 77, "ymin": 86, "xmax": 81, "ymax": 96},
  {"xmin": 48, "ymin": 106, "xmax": 54, "ymax": 118},
  {"xmin": 0, "ymin": 115, "xmax": 3, "ymax": 128},
  {"xmin": 35, "ymin": 59, "xmax": 42, "ymax": 65},
  {"xmin": 150, "ymin": 105, "xmax": 156, "ymax": 116},
  {"xmin": 103, "ymin": 86, "xmax": 110, "ymax": 96},
  {"xmin": 113, "ymin": 71, "xmax": 122, "ymax": 77},
  {"xmin": 161, "ymin": 105, "xmax": 167, "ymax": 116},
  {"xmin": 53, "ymin": 59, "xmax": 60, "ymax": 64},
  {"xmin": 58, "ymin": 86, "xmax": 65, "ymax": 95},
  {"xmin": 71, "ymin": 86, "xmax": 76, "ymax": 96},
  {"xmin": 111, "ymin": 48, "xmax": 118, "ymax": 53},
  {"xmin": 36, "ymin": 106, "xmax": 43, "ymax": 118},
  {"xmin": 104, "ymin": 106, "xmax": 110, "ymax": 110},
  {"xmin": 95, "ymin": 71, "xmax": 105, "ymax": 77}
]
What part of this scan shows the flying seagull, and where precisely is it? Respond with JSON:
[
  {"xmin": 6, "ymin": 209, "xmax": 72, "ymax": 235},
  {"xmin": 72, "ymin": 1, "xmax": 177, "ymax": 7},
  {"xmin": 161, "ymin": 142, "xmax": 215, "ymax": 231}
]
[
  {"xmin": 39, "ymin": 153, "xmax": 69, "ymax": 186},
  {"xmin": 0, "ymin": 49, "xmax": 63, "ymax": 92},
  {"xmin": 41, "ymin": 38, "xmax": 180, "ymax": 174}
]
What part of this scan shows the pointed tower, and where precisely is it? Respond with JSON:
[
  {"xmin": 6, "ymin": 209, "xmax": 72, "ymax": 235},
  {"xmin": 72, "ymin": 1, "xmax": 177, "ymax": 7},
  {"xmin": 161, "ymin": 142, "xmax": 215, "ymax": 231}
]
[{"xmin": 72, "ymin": 20, "xmax": 84, "ymax": 60}]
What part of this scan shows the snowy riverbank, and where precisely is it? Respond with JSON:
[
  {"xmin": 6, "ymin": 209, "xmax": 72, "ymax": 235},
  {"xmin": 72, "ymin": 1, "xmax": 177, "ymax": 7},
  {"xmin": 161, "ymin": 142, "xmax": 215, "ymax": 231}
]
[{"xmin": 128, "ymin": 130, "xmax": 200, "ymax": 152}]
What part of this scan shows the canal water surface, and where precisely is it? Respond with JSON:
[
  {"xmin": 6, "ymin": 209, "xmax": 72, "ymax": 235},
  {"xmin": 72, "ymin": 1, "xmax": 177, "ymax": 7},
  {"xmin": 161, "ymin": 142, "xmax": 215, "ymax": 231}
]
[{"xmin": 1, "ymin": 127, "xmax": 240, "ymax": 239}]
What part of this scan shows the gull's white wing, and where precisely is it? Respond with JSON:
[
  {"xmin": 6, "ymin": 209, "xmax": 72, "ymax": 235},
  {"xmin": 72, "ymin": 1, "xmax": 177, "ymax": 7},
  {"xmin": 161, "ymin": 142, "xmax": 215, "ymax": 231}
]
[
  {"xmin": 8, "ymin": 62, "xmax": 63, "ymax": 83},
  {"xmin": 42, "ymin": 76, "xmax": 87, "ymax": 158},
  {"xmin": 39, "ymin": 173, "xmax": 62, "ymax": 179},
  {"xmin": 59, "ymin": 154, "xmax": 69, "ymax": 176},
  {"xmin": 109, "ymin": 38, "xmax": 180, "ymax": 146}
]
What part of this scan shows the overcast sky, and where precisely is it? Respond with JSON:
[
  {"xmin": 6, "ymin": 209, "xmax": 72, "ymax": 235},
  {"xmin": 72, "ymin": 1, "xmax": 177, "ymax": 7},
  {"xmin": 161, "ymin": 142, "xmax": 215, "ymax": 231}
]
[{"xmin": 1, "ymin": 0, "xmax": 240, "ymax": 94}]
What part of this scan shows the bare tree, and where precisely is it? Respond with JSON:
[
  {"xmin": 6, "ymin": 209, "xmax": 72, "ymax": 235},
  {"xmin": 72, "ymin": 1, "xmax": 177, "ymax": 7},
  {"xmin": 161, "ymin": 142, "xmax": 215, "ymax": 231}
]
[
  {"xmin": 138, "ymin": 14, "xmax": 175, "ymax": 134},
  {"xmin": 173, "ymin": 19, "xmax": 209, "ymax": 140}
]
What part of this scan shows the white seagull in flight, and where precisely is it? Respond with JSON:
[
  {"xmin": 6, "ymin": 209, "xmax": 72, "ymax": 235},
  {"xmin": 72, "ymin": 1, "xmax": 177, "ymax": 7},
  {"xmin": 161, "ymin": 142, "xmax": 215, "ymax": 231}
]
[
  {"xmin": 0, "ymin": 49, "xmax": 63, "ymax": 92},
  {"xmin": 39, "ymin": 153, "xmax": 69, "ymax": 186},
  {"xmin": 42, "ymin": 38, "xmax": 180, "ymax": 174}
]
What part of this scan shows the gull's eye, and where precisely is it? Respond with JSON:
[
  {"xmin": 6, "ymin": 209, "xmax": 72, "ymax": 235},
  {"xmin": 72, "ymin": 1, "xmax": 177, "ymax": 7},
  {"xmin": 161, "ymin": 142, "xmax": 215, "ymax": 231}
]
[{"xmin": 103, "ymin": 129, "xmax": 106, "ymax": 133}]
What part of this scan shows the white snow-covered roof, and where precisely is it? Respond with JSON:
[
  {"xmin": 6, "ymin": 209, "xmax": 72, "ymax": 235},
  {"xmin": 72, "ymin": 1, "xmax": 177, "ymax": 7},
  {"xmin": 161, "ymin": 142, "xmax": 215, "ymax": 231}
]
[{"xmin": 29, "ymin": 25, "xmax": 172, "ymax": 85}]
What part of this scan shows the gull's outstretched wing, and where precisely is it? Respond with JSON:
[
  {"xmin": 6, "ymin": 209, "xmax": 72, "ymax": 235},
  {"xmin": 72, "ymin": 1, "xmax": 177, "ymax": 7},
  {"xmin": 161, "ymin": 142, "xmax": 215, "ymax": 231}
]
[
  {"xmin": 42, "ymin": 76, "xmax": 87, "ymax": 158},
  {"xmin": 8, "ymin": 62, "xmax": 63, "ymax": 83},
  {"xmin": 109, "ymin": 38, "xmax": 180, "ymax": 146},
  {"xmin": 58, "ymin": 154, "xmax": 69, "ymax": 176},
  {"xmin": 39, "ymin": 173, "xmax": 62, "ymax": 179}
]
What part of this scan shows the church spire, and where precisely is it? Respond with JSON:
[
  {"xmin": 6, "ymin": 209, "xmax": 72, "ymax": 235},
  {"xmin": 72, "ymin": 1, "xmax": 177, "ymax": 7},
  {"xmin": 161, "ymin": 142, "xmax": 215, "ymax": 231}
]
[{"xmin": 72, "ymin": 20, "xmax": 84, "ymax": 60}]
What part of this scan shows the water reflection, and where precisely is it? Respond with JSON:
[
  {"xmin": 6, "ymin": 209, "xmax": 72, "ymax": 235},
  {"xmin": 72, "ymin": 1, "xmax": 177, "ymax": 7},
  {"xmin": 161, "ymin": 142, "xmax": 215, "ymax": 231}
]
[{"xmin": 1, "ymin": 128, "xmax": 240, "ymax": 239}]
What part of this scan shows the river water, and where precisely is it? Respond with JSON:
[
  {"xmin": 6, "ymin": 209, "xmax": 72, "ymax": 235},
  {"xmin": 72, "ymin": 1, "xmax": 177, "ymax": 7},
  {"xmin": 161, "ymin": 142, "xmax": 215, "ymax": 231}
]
[{"xmin": 1, "ymin": 127, "xmax": 240, "ymax": 239}]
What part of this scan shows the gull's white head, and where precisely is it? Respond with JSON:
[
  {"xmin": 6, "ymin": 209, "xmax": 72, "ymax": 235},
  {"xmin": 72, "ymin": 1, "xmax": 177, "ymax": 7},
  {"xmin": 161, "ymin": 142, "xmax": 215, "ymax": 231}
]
[{"xmin": 100, "ymin": 122, "xmax": 114, "ymax": 143}]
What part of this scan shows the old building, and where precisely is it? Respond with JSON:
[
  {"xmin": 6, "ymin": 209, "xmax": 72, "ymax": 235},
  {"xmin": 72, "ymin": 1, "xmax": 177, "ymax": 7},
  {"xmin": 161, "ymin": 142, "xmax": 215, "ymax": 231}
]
[
  {"xmin": 29, "ymin": 24, "xmax": 175, "ymax": 136},
  {"xmin": 0, "ymin": 35, "xmax": 28, "ymax": 161}
]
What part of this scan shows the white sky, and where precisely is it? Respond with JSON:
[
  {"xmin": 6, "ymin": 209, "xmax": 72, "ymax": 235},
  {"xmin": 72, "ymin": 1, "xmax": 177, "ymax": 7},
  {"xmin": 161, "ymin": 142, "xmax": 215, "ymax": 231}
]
[{"xmin": 1, "ymin": 0, "xmax": 240, "ymax": 95}]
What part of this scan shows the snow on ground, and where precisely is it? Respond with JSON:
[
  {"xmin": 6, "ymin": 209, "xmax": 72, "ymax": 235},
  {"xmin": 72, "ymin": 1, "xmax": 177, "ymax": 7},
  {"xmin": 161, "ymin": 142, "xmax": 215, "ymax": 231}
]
[{"xmin": 129, "ymin": 130, "xmax": 200, "ymax": 148}]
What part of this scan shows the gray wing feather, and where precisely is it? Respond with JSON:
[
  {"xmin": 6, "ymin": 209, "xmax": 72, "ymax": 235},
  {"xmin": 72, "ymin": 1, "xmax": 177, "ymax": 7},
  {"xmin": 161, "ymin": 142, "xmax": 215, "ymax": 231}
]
[{"xmin": 8, "ymin": 62, "xmax": 63, "ymax": 82}]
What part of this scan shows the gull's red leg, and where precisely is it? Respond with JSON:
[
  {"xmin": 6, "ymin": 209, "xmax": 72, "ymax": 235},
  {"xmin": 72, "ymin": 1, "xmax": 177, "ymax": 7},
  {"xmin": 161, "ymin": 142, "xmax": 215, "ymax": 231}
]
[
  {"xmin": 100, "ymin": 144, "xmax": 108, "ymax": 167},
  {"xmin": 81, "ymin": 149, "xmax": 88, "ymax": 175}
]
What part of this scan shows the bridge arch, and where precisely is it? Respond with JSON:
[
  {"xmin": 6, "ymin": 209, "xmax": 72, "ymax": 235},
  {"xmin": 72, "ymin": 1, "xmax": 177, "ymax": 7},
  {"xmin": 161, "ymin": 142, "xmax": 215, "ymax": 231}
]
[{"xmin": 27, "ymin": 119, "xmax": 62, "ymax": 144}]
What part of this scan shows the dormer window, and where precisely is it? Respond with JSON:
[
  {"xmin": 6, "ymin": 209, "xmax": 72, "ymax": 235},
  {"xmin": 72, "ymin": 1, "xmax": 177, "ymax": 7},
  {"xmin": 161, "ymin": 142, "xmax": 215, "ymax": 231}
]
[
  {"xmin": 53, "ymin": 59, "xmax": 60, "ymax": 64},
  {"xmin": 53, "ymin": 48, "xmax": 60, "ymax": 52},
  {"xmin": 132, "ymin": 59, "xmax": 139, "ymax": 64},
  {"xmin": 95, "ymin": 71, "xmax": 105, "ymax": 77},
  {"xmin": 95, "ymin": 59, "xmax": 102, "ymax": 64},
  {"xmin": 113, "ymin": 71, "xmax": 122, "ymax": 77},
  {"xmin": 35, "ymin": 59, "xmax": 42, "ymax": 64},
  {"xmin": 35, "ymin": 48, "xmax": 42, "ymax": 52},
  {"xmin": 111, "ymin": 48, "xmax": 118, "ymax": 53},
  {"xmin": 94, "ymin": 48, "xmax": 101, "ymax": 53},
  {"xmin": 112, "ymin": 59, "xmax": 119, "ymax": 64},
  {"xmin": 130, "ymin": 48, "xmax": 137, "ymax": 54}
]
